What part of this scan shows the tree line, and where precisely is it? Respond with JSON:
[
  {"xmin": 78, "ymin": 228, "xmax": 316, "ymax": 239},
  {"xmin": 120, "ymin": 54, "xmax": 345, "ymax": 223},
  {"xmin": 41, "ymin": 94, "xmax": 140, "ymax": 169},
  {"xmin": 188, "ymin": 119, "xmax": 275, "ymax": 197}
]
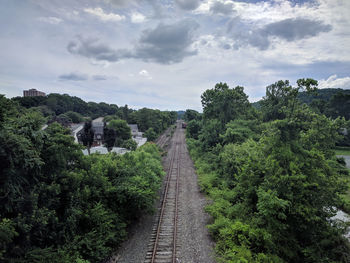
[
  {"xmin": 0, "ymin": 96, "xmax": 165, "ymax": 262},
  {"xmin": 185, "ymin": 79, "xmax": 350, "ymax": 262},
  {"xmin": 12, "ymin": 93, "xmax": 177, "ymax": 143}
]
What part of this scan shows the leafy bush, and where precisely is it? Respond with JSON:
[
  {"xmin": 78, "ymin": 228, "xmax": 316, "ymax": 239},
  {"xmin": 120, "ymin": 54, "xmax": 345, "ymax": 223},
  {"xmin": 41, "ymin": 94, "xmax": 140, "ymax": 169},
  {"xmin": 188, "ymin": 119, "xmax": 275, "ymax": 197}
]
[
  {"xmin": 186, "ymin": 80, "xmax": 350, "ymax": 262},
  {"xmin": 0, "ymin": 96, "xmax": 164, "ymax": 262},
  {"xmin": 145, "ymin": 127, "xmax": 157, "ymax": 141}
]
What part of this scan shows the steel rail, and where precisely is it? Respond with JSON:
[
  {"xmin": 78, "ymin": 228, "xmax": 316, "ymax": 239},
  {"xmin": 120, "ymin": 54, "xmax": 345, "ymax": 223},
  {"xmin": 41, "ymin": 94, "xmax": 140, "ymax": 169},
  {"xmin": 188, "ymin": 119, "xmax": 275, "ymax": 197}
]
[{"xmin": 150, "ymin": 127, "xmax": 179, "ymax": 263}]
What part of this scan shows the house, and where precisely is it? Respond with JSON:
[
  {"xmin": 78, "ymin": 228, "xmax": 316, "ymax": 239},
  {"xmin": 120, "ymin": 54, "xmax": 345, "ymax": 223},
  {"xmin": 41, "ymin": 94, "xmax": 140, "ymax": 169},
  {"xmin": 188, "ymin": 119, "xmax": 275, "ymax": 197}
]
[
  {"xmin": 70, "ymin": 123, "xmax": 84, "ymax": 143},
  {"xmin": 128, "ymin": 124, "xmax": 147, "ymax": 147},
  {"xmin": 128, "ymin": 124, "xmax": 139, "ymax": 138},
  {"xmin": 92, "ymin": 117, "xmax": 105, "ymax": 146},
  {"xmin": 128, "ymin": 124, "xmax": 144, "ymax": 138}
]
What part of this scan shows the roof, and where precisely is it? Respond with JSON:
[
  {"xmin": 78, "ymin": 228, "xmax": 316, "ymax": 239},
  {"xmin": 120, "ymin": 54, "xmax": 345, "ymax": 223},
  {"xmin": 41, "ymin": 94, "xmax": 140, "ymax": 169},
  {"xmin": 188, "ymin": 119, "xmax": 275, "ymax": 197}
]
[
  {"xmin": 92, "ymin": 117, "xmax": 104, "ymax": 123},
  {"xmin": 133, "ymin": 137, "xmax": 147, "ymax": 147},
  {"xmin": 82, "ymin": 146, "xmax": 130, "ymax": 155},
  {"xmin": 128, "ymin": 124, "xmax": 139, "ymax": 131}
]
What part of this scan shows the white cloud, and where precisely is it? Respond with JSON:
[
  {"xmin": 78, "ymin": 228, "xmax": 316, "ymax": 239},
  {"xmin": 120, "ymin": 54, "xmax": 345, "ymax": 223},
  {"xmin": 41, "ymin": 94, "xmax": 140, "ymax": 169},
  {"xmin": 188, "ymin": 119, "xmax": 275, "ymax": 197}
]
[
  {"xmin": 139, "ymin": 69, "xmax": 152, "ymax": 79},
  {"xmin": 2, "ymin": 0, "xmax": 350, "ymax": 111},
  {"xmin": 131, "ymin": 12, "xmax": 146, "ymax": 23},
  {"xmin": 84, "ymin": 7, "xmax": 125, "ymax": 22},
  {"xmin": 318, "ymin": 75, "xmax": 350, "ymax": 90},
  {"xmin": 37, "ymin": 16, "xmax": 63, "ymax": 25}
]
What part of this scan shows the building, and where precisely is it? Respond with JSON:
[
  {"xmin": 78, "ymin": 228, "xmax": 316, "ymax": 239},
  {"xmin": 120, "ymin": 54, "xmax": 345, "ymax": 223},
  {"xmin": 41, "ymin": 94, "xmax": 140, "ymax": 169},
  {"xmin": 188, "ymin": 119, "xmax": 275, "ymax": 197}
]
[
  {"xmin": 128, "ymin": 124, "xmax": 143, "ymax": 138},
  {"xmin": 70, "ymin": 123, "xmax": 84, "ymax": 143},
  {"xmin": 92, "ymin": 117, "xmax": 105, "ymax": 146},
  {"xmin": 128, "ymin": 124, "xmax": 147, "ymax": 147},
  {"xmin": 23, "ymin": 89, "xmax": 46, "ymax": 97}
]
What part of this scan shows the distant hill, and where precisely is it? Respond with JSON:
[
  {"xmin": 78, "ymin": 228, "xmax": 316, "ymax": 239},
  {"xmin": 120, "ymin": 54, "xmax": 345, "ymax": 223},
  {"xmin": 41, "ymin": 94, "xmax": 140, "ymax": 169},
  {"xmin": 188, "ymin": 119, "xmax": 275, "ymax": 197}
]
[
  {"xmin": 177, "ymin": 110, "xmax": 185, "ymax": 119},
  {"xmin": 251, "ymin": 88, "xmax": 350, "ymax": 120},
  {"xmin": 252, "ymin": 88, "xmax": 350, "ymax": 107},
  {"xmin": 297, "ymin": 88, "xmax": 350, "ymax": 104}
]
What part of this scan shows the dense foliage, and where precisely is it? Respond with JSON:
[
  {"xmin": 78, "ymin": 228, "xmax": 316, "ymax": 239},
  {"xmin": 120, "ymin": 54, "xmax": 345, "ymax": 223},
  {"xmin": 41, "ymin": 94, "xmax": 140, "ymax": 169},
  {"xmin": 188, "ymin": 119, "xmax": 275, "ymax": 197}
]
[
  {"xmin": 12, "ymin": 94, "xmax": 119, "ymax": 120},
  {"xmin": 0, "ymin": 96, "xmax": 164, "ymax": 262},
  {"xmin": 186, "ymin": 80, "xmax": 350, "ymax": 262},
  {"xmin": 105, "ymin": 107, "xmax": 177, "ymax": 141},
  {"xmin": 254, "ymin": 88, "xmax": 350, "ymax": 121},
  {"xmin": 12, "ymin": 94, "xmax": 178, "ymax": 138}
]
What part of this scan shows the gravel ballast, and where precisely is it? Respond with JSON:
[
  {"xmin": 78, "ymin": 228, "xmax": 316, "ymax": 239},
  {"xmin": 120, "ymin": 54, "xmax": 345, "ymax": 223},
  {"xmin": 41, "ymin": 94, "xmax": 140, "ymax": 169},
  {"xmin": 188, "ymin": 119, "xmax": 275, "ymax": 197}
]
[{"xmin": 109, "ymin": 124, "xmax": 215, "ymax": 263}]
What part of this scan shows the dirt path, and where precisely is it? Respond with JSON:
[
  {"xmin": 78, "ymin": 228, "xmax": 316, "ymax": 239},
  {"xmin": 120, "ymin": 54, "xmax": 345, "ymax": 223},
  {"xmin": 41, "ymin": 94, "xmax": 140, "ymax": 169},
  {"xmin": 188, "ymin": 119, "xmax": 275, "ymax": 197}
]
[{"xmin": 110, "ymin": 123, "xmax": 215, "ymax": 263}]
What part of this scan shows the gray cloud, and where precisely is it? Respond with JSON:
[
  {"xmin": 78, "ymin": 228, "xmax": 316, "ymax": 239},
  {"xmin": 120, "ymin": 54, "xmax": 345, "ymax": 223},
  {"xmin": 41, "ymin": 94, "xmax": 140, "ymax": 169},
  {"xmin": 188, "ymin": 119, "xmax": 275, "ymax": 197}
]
[
  {"xmin": 67, "ymin": 36, "xmax": 132, "ymax": 62},
  {"xmin": 210, "ymin": 1, "xmax": 235, "ymax": 15},
  {"xmin": 221, "ymin": 43, "xmax": 232, "ymax": 50},
  {"xmin": 93, "ymin": 75, "xmax": 107, "ymax": 80},
  {"xmin": 134, "ymin": 20, "xmax": 200, "ymax": 64},
  {"xmin": 227, "ymin": 17, "xmax": 332, "ymax": 50},
  {"xmin": 175, "ymin": 0, "xmax": 201, "ymax": 10},
  {"xmin": 104, "ymin": 0, "xmax": 131, "ymax": 7},
  {"xmin": 105, "ymin": 0, "xmax": 164, "ymax": 18},
  {"xmin": 264, "ymin": 18, "xmax": 332, "ymax": 41},
  {"xmin": 67, "ymin": 20, "xmax": 199, "ymax": 64},
  {"xmin": 59, "ymin": 72, "xmax": 88, "ymax": 81},
  {"xmin": 227, "ymin": 17, "xmax": 270, "ymax": 50}
]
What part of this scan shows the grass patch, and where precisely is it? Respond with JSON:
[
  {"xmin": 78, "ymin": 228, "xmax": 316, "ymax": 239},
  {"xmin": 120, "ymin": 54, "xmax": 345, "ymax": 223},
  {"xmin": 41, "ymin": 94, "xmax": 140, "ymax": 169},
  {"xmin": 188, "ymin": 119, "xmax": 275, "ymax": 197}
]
[{"xmin": 335, "ymin": 146, "xmax": 350, "ymax": 156}]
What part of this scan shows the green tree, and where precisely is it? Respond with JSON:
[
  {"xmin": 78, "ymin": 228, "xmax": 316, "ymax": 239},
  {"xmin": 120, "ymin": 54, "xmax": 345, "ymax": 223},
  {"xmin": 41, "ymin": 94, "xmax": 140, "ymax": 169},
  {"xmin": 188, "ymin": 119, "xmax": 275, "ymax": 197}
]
[
  {"xmin": 108, "ymin": 119, "xmax": 131, "ymax": 147},
  {"xmin": 199, "ymin": 119, "xmax": 222, "ymax": 149},
  {"xmin": 261, "ymin": 79, "xmax": 318, "ymax": 121},
  {"xmin": 81, "ymin": 121, "xmax": 94, "ymax": 154},
  {"xmin": 186, "ymin": 119, "xmax": 201, "ymax": 140},
  {"xmin": 327, "ymin": 92, "xmax": 350, "ymax": 120},
  {"xmin": 220, "ymin": 119, "xmax": 260, "ymax": 145},
  {"xmin": 121, "ymin": 139, "xmax": 138, "ymax": 151},
  {"xmin": 144, "ymin": 128, "xmax": 157, "ymax": 141},
  {"xmin": 201, "ymin": 83, "xmax": 252, "ymax": 126},
  {"xmin": 65, "ymin": 111, "xmax": 84, "ymax": 123},
  {"xmin": 104, "ymin": 126, "xmax": 117, "ymax": 151},
  {"xmin": 184, "ymin": 109, "xmax": 201, "ymax": 122},
  {"xmin": 186, "ymin": 78, "xmax": 350, "ymax": 262}
]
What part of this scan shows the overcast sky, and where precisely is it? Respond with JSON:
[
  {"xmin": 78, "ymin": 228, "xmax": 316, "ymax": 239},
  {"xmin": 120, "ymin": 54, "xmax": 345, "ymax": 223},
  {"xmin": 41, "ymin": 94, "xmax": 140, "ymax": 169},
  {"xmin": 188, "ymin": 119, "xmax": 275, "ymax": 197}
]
[{"xmin": 0, "ymin": 0, "xmax": 349, "ymax": 111}]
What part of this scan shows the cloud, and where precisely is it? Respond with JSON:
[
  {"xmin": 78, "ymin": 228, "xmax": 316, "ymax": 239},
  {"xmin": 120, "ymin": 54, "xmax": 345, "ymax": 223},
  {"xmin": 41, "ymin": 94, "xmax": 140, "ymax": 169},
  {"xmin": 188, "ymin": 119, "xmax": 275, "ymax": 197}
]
[
  {"xmin": 318, "ymin": 75, "xmax": 350, "ymax": 90},
  {"xmin": 139, "ymin": 69, "xmax": 152, "ymax": 79},
  {"xmin": 92, "ymin": 75, "xmax": 107, "ymax": 81},
  {"xmin": 103, "ymin": 0, "xmax": 131, "ymax": 7},
  {"xmin": 59, "ymin": 72, "xmax": 88, "ymax": 81},
  {"xmin": 37, "ymin": 16, "xmax": 62, "ymax": 25},
  {"xmin": 67, "ymin": 19, "xmax": 199, "ymax": 65},
  {"xmin": 210, "ymin": 1, "xmax": 235, "ymax": 15},
  {"xmin": 131, "ymin": 12, "xmax": 146, "ymax": 23},
  {"xmin": 175, "ymin": 0, "xmax": 201, "ymax": 10},
  {"xmin": 84, "ymin": 7, "xmax": 125, "ymax": 22},
  {"xmin": 227, "ymin": 17, "xmax": 332, "ymax": 50},
  {"xmin": 227, "ymin": 17, "xmax": 270, "ymax": 50},
  {"xmin": 67, "ymin": 36, "xmax": 132, "ymax": 62},
  {"xmin": 134, "ymin": 19, "xmax": 200, "ymax": 64},
  {"xmin": 264, "ymin": 18, "xmax": 332, "ymax": 41}
]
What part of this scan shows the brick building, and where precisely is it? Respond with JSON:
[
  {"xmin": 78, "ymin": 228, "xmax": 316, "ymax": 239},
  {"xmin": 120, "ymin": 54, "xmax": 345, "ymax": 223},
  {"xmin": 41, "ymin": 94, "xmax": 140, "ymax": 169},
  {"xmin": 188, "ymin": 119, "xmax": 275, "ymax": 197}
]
[{"xmin": 23, "ymin": 89, "xmax": 46, "ymax": 97}]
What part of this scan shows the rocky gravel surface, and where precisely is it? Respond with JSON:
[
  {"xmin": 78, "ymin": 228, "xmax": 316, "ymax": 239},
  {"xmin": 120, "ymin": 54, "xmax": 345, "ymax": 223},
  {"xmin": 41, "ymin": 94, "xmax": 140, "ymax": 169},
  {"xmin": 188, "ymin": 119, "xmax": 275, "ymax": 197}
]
[
  {"xmin": 176, "ymin": 128, "xmax": 215, "ymax": 263},
  {"xmin": 109, "ymin": 124, "xmax": 215, "ymax": 263}
]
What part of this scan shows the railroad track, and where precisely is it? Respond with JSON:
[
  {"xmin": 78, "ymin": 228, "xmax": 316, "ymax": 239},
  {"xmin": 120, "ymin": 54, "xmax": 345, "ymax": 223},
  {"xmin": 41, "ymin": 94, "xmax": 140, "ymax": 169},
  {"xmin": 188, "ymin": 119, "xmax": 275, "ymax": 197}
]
[
  {"xmin": 156, "ymin": 125, "xmax": 174, "ymax": 149},
  {"xmin": 156, "ymin": 133, "xmax": 168, "ymax": 149},
  {"xmin": 145, "ymin": 125, "xmax": 181, "ymax": 263}
]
